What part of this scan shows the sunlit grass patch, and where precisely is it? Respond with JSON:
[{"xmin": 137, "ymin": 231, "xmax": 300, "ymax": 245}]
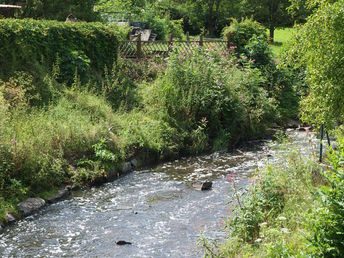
[{"xmin": 270, "ymin": 28, "xmax": 295, "ymax": 58}]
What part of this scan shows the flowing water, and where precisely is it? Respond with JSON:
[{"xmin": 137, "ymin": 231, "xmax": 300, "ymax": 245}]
[{"xmin": 0, "ymin": 130, "xmax": 318, "ymax": 257}]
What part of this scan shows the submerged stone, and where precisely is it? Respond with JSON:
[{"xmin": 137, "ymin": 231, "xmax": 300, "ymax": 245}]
[
  {"xmin": 192, "ymin": 181, "xmax": 213, "ymax": 191},
  {"xmin": 116, "ymin": 240, "xmax": 132, "ymax": 245}
]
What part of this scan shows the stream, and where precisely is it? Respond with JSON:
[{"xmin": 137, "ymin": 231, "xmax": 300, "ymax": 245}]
[{"xmin": 0, "ymin": 130, "xmax": 317, "ymax": 257}]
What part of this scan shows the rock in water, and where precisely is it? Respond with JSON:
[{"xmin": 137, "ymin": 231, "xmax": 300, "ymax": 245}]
[
  {"xmin": 46, "ymin": 188, "xmax": 70, "ymax": 204},
  {"xmin": 192, "ymin": 181, "xmax": 213, "ymax": 191},
  {"xmin": 18, "ymin": 198, "xmax": 45, "ymax": 216},
  {"xmin": 122, "ymin": 162, "xmax": 133, "ymax": 173},
  {"xmin": 131, "ymin": 159, "xmax": 138, "ymax": 168},
  {"xmin": 116, "ymin": 240, "xmax": 132, "ymax": 246},
  {"xmin": 286, "ymin": 119, "xmax": 300, "ymax": 129},
  {"xmin": 6, "ymin": 213, "xmax": 16, "ymax": 223}
]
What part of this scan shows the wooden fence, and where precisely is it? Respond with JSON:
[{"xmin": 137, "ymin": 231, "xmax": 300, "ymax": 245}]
[{"xmin": 119, "ymin": 34, "xmax": 231, "ymax": 59}]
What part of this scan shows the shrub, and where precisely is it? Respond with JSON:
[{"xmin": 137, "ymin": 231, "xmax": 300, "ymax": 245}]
[
  {"xmin": 140, "ymin": 8, "xmax": 184, "ymax": 40},
  {"xmin": 310, "ymin": 133, "xmax": 344, "ymax": 256},
  {"xmin": 283, "ymin": 0, "xmax": 344, "ymax": 128},
  {"xmin": 223, "ymin": 18, "xmax": 267, "ymax": 56},
  {"xmin": 102, "ymin": 59, "xmax": 139, "ymax": 111},
  {"xmin": 245, "ymin": 34, "xmax": 273, "ymax": 68},
  {"xmin": 144, "ymin": 49, "xmax": 277, "ymax": 153},
  {"xmin": 214, "ymin": 148, "xmax": 319, "ymax": 257}
]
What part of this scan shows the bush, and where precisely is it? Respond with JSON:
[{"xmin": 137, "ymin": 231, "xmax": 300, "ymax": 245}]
[
  {"xmin": 223, "ymin": 18, "xmax": 267, "ymax": 56},
  {"xmin": 144, "ymin": 49, "xmax": 277, "ymax": 153},
  {"xmin": 140, "ymin": 8, "xmax": 184, "ymax": 40},
  {"xmin": 283, "ymin": 0, "xmax": 344, "ymax": 128},
  {"xmin": 212, "ymin": 148, "xmax": 319, "ymax": 257},
  {"xmin": 102, "ymin": 59, "xmax": 139, "ymax": 111},
  {"xmin": 310, "ymin": 133, "xmax": 344, "ymax": 256}
]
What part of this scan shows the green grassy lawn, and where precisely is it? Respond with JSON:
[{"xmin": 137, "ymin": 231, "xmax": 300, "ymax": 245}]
[{"xmin": 270, "ymin": 27, "xmax": 295, "ymax": 58}]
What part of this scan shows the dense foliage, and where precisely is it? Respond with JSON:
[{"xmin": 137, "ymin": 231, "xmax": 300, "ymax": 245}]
[
  {"xmin": 2, "ymin": 0, "xmax": 99, "ymax": 21},
  {"xmin": 204, "ymin": 134, "xmax": 344, "ymax": 257},
  {"xmin": 145, "ymin": 49, "xmax": 278, "ymax": 153},
  {"xmin": 0, "ymin": 19, "xmax": 119, "ymax": 86},
  {"xmin": 311, "ymin": 133, "xmax": 344, "ymax": 256},
  {"xmin": 283, "ymin": 0, "xmax": 344, "ymax": 129},
  {"xmin": 0, "ymin": 24, "xmax": 297, "ymax": 222}
]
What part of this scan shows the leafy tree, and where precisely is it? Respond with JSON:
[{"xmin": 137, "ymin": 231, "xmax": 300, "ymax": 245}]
[
  {"xmin": 283, "ymin": 0, "xmax": 344, "ymax": 128},
  {"xmin": 3, "ymin": 0, "xmax": 99, "ymax": 21},
  {"xmin": 241, "ymin": 0, "xmax": 292, "ymax": 42}
]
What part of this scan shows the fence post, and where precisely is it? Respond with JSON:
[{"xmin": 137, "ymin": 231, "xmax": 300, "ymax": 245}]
[
  {"xmin": 227, "ymin": 34, "xmax": 231, "ymax": 50},
  {"xmin": 168, "ymin": 34, "xmax": 174, "ymax": 53},
  {"xmin": 136, "ymin": 33, "xmax": 142, "ymax": 59},
  {"xmin": 319, "ymin": 124, "xmax": 324, "ymax": 163},
  {"xmin": 186, "ymin": 32, "xmax": 190, "ymax": 43},
  {"xmin": 199, "ymin": 34, "xmax": 203, "ymax": 47}
]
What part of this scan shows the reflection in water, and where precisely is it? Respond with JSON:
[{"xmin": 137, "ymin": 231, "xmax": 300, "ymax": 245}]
[{"xmin": 0, "ymin": 131, "xmax": 317, "ymax": 257}]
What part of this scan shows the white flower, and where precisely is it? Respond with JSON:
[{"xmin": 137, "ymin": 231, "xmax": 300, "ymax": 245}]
[{"xmin": 281, "ymin": 228, "xmax": 290, "ymax": 234}]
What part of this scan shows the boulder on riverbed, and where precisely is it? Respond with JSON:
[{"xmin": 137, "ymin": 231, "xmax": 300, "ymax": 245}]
[
  {"xmin": 46, "ymin": 188, "xmax": 70, "ymax": 204},
  {"xmin": 192, "ymin": 181, "xmax": 213, "ymax": 191},
  {"xmin": 18, "ymin": 198, "xmax": 45, "ymax": 216},
  {"xmin": 122, "ymin": 162, "xmax": 133, "ymax": 173}
]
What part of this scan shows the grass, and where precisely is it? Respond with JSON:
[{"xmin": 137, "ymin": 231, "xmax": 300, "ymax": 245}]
[{"xmin": 269, "ymin": 28, "xmax": 295, "ymax": 58}]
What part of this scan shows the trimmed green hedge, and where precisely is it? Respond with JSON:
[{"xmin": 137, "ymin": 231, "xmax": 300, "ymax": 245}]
[{"xmin": 0, "ymin": 19, "xmax": 119, "ymax": 83}]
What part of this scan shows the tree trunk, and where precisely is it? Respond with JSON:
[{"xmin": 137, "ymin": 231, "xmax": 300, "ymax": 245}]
[
  {"xmin": 269, "ymin": 24, "xmax": 274, "ymax": 43},
  {"xmin": 207, "ymin": 0, "xmax": 215, "ymax": 36},
  {"xmin": 268, "ymin": 1, "xmax": 279, "ymax": 43}
]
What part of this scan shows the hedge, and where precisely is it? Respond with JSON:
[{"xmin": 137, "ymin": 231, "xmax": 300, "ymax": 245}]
[{"xmin": 0, "ymin": 19, "xmax": 119, "ymax": 82}]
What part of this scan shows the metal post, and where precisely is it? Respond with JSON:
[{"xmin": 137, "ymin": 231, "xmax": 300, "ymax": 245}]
[
  {"xmin": 319, "ymin": 124, "xmax": 324, "ymax": 162},
  {"xmin": 186, "ymin": 32, "xmax": 190, "ymax": 43},
  {"xmin": 199, "ymin": 34, "xmax": 203, "ymax": 47},
  {"xmin": 326, "ymin": 131, "xmax": 331, "ymax": 147}
]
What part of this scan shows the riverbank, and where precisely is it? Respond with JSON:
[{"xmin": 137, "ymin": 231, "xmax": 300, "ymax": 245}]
[
  {"xmin": 208, "ymin": 130, "xmax": 344, "ymax": 257},
  {"xmin": 0, "ymin": 123, "xmax": 307, "ymax": 233}
]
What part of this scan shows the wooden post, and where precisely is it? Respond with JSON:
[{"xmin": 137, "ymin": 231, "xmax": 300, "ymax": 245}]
[
  {"xmin": 168, "ymin": 34, "xmax": 173, "ymax": 53},
  {"xmin": 186, "ymin": 32, "xmax": 190, "ymax": 43},
  {"xmin": 199, "ymin": 34, "xmax": 203, "ymax": 47},
  {"xmin": 136, "ymin": 33, "xmax": 142, "ymax": 59},
  {"xmin": 227, "ymin": 34, "xmax": 231, "ymax": 50},
  {"xmin": 319, "ymin": 124, "xmax": 324, "ymax": 163}
]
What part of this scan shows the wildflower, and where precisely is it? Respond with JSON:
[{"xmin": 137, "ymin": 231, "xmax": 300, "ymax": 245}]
[
  {"xmin": 281, "ymin": 228, "xmax": 290, "ymax": 234},
  {"xmin": 226, "ymin": 175, "xmax": 233, "ymax": 183},
  {"xmin": 255, "ymin": 238, "xmax": 262, "ymax": 243},
  {"xmin": 278, "ymin": 216, "xmax": 287, "ymax": 221}
]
